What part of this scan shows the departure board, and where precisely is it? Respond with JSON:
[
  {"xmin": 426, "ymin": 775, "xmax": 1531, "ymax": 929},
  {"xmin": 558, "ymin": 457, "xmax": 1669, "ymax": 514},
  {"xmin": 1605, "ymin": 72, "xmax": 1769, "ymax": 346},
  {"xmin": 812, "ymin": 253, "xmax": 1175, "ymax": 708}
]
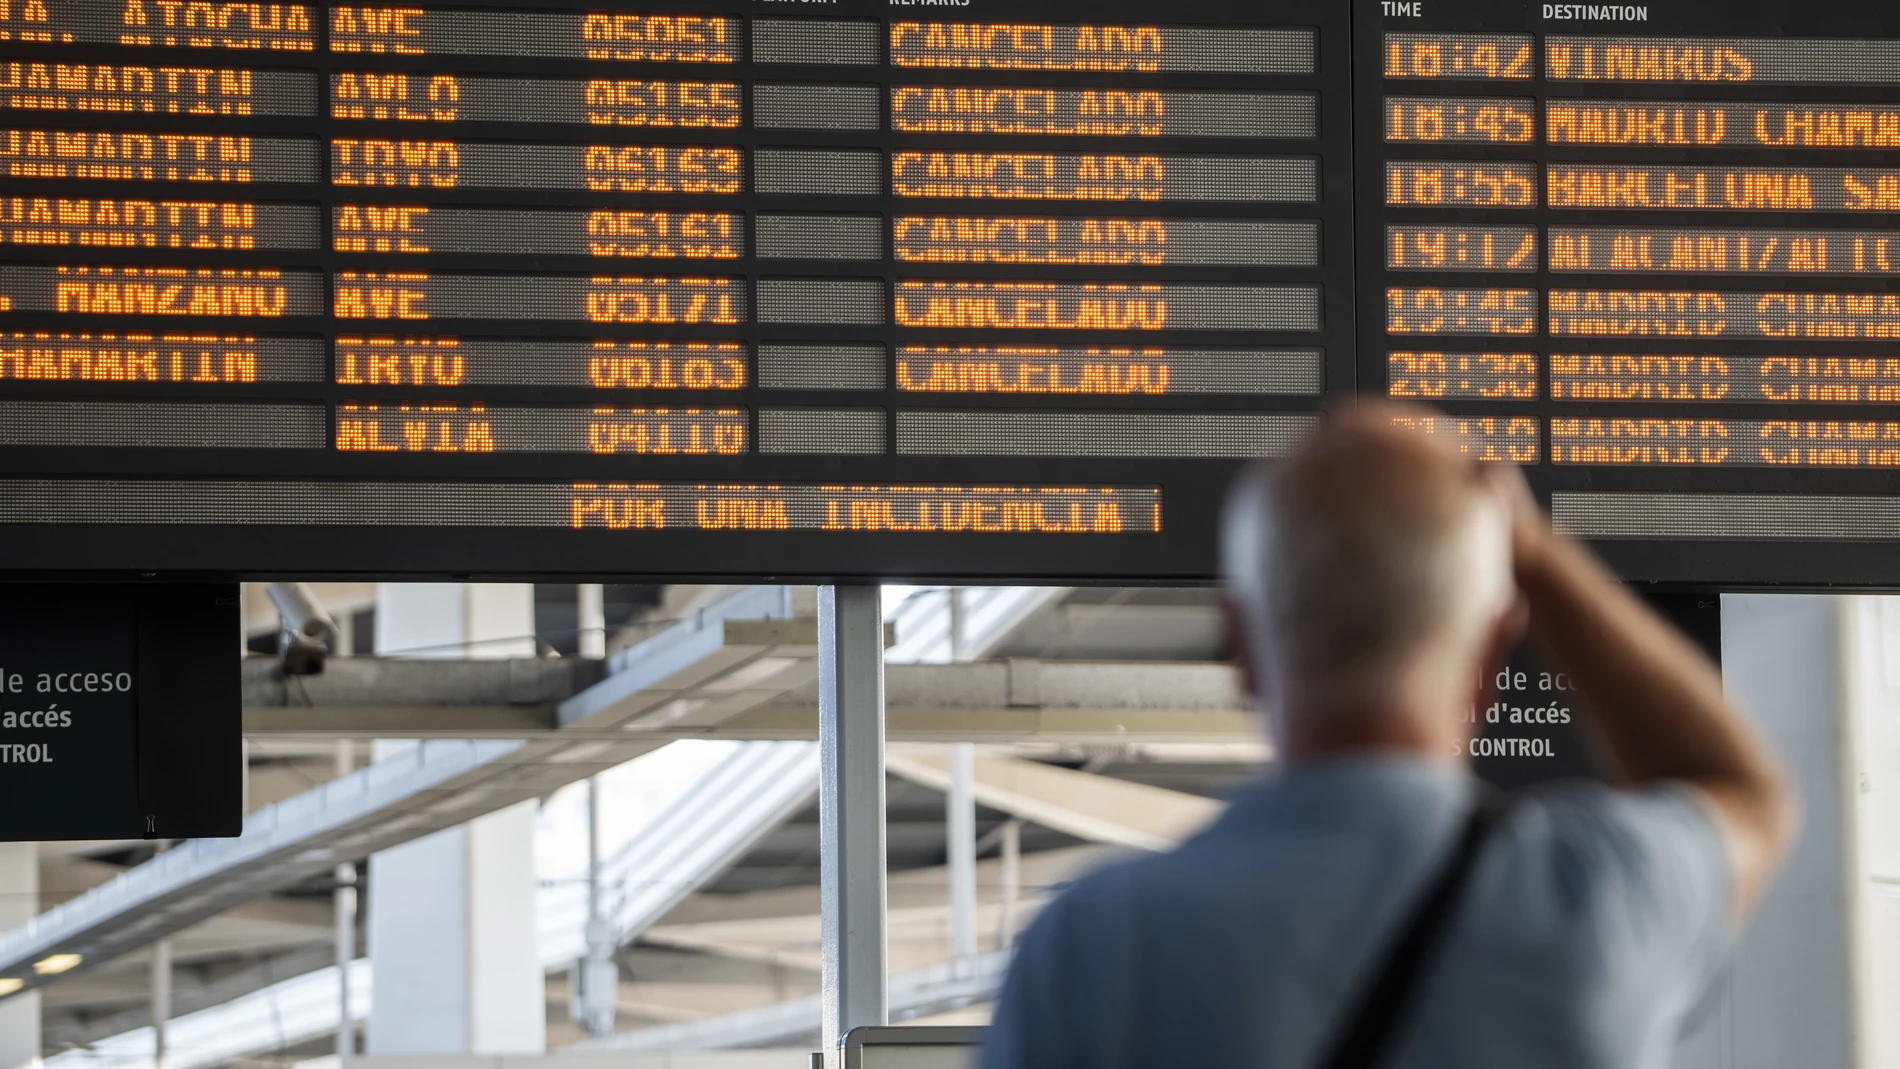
[
  {"xmin": 6, "ymin": 0, "xmax": 1900, "ymax": 585},
  {"xmin": 1360, "ymin": 0, "xmax": 1900, "ymax": 588}
]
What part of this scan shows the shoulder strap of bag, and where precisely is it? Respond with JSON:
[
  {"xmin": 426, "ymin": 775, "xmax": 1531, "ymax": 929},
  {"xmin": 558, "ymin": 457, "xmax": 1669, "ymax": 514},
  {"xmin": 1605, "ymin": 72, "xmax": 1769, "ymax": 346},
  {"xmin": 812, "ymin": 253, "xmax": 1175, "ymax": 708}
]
[{"xmin": 1315, "ymin": 790, "xmax": 1513, "ymax": 1069}]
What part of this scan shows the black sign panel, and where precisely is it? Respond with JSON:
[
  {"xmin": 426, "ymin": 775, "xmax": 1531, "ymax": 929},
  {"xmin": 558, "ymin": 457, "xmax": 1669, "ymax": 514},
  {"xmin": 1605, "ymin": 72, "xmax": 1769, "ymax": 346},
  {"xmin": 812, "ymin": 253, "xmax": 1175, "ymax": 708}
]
[
  {"xmin": 0, "ymin": 584, "xmax": 240, "ymax": 841},
  {"xmin": 1472, "ymin": 591, "xmax": 1721, "ymax": 789},
  {"xmin": 0, "ymin": 1, "xmax": 1897, "ymax": 583}
]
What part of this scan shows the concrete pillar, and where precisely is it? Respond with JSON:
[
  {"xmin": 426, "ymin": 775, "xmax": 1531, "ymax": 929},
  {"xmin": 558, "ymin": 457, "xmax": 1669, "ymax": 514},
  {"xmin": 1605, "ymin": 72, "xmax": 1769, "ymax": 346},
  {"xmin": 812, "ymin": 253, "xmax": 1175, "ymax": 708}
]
[
  {"xmin": 0, "ymin": 842, "xmax": 38, "ymax": 1069},
  {"xmin": 947, "ymin": 743, "xmax": 978, "ymax": 966},
  {"xmin": 947, "ymin": 587, "xmax": 966, "ymax": 664},
  {"xmin": 996, "ymin": 819, "xmax": 1021, "ymax": 952},
  {"xmin": 1677, "ymin": 594, "xmax": 1860, "ymax": 1069},
  {"xmin": 366, "ymin": 583, "xmax": 544, "ymax": 1054},
  {"xmin": 335, "ymin": 741, "xmax": 358, "ymax": 1057},
  {"xmin": 1848, "ymin": 597, "xmax": 1900, "ymax": 1069},
  {"xmin": 373, "ymin": 583, "xmax": 534, "ymax": 661},
  {"xmin": 151, "ymin": 936, "xmax": 171, "ymax": 1069},
  {"xmin": 819, "ymin": 585, "xmax": 887, "ymax": 1059},
  {"xmin": 577, "ymin": 584, "xmax": 606, "ymax": 660}
]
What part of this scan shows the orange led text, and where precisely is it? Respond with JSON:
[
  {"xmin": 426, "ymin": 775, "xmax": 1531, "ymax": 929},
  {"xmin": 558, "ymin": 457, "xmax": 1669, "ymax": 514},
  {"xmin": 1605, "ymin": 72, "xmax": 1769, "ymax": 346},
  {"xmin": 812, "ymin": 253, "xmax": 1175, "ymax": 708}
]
[
  {"xmin": 335, "ymin": 400, "xmax": 493, "ymax": 451},
  {"xmin": 586, "ymin": 339, "xmax": 744, "ymax": 389},
  {"xmin": 0, "ymin": 196, "xmax": 266, "ymax": 248},
  {"xmin": 0, "ymin": 330, "xmax": 264, "ymax": 381},
  {"xmin": 897, "ymin": 345, "xmax": 1170, "ymax": 393},
  {"xmin": 896, "ymin": 279, "xmax": 1167, "ymax": 330},
  {"xmin": 585, "ymin": 276, "xmax": 740, "ymax": 325},
  {"xmin": 895, "ymin": 215, "xmax": 1168, "ymax": 265},
  {"xmin": 890, "ymin": 22, "xmax": 1164, "ymax": 72},
  {"xmin": 584, "ymin": 144, "xmax": 740, "ymax": 193},
  {"xmin": 334, "ymin": 270, "xmax": 428, "ymax": 318},
  {"xmin": 893, "ymin": 151, "xmax": 1165, "ymax": 200},
  {"xmin": 584, "ymin": 80, "xmax": 738, "ymax": 128},
  {"xmin": 332, "ymin": 138, "xmax": 457, "ymax": 186},
  {"xmin": 51, "ymin": 263, "xmax": 291, "ymax": 315},
  {"xmin": 892, "ymin": 86, "xmax": 1164, "ymax": 137},
  {"xmin": 0, "ymin": 128, "xmax": 258, "ymax": 181},
  {"xmin": 332, "ymin": 71, "xmax": 458, "ymax": 121},
  {"xmin": 0, "ymin": 62, "xmax": 261, "ymax": 114}
]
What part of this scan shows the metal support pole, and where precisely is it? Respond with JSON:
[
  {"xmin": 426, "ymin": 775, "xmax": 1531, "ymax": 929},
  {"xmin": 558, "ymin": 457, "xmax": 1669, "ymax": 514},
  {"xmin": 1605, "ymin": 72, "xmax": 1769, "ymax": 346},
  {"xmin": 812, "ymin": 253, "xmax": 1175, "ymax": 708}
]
[
  {"xmin": 947, "ymin": 587, "xmax": 966, "ymax": 663},
  {"xmin": 153, "ymin": 932, "xmax": 172, "ymax": 1068},
  {"xmin": 150, "ymin": 836, "xmax": 173, "ymax": 1068},
  {"xmin": 152, "ymin": 936, "xmax": 171, "ymax": 1068},
  {"xmin": 578, "ymin": 584, "xmax": 607, "ymax": 659},
  {"xmin": 997, "ymin": 819, "xmax": 1021, "ymax": 952},
  {"xmin": 573, "ymin": 773, "xmax": 617, "ymax": 1038},
  {"xmin": 819, "ymin": 585, "xmax": 887, "ymax": 1061},
  {"xmin": 947, "ymin": 743, "xmax": 978, "ymax": 969},
  {"xmin": 269, "ymin": 581, "xmax": 340, "ymax": 675},
  {"xmin": 587, "ymin": 776, "xmax": 601, "ymax": 934},
  {"xmin": 335, "ymin": 740, "xmax": 357, "ymax": 1057}
]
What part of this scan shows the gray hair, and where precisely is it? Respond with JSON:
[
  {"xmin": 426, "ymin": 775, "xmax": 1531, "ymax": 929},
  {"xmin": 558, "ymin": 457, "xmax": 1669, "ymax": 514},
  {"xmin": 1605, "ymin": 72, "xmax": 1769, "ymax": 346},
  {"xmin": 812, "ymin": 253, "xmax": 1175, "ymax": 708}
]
[{"xmin": 1221, "ymin": 450, "xmax": 1512, "ymax": 698}]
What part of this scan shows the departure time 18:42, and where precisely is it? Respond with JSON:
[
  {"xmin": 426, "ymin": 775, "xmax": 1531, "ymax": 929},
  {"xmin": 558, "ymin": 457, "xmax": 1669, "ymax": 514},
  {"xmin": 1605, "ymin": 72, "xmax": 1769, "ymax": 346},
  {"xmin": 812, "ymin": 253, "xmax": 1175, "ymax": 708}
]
[{"xmin": 1384, "ymin": 33, "xmax": 1535, "ymax": 80}]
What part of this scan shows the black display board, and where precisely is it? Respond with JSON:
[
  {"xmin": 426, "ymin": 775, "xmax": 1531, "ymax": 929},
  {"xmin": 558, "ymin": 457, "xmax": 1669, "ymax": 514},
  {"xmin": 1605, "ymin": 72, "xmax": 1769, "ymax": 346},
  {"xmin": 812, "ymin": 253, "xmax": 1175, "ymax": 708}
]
[
  {"xmin": 1358, "ymin": 0, "xmax": 1900, "ymax": 588},
  {"xmin": 0, "ymin": 0, "xmax": 1349, "ymax": 582},
  {"xmin": 0, "ymin": 584, "xmax": 241, "ymax": 840},
  {"xmin": 0, "ymin": 2, "xmax": 1896, "ymax": 583}
]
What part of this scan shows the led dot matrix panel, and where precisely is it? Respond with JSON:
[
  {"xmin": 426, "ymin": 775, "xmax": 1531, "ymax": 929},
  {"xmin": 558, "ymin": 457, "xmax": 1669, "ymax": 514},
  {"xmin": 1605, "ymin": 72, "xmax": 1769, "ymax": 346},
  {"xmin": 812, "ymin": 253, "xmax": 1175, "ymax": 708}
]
[
  {"xmin": 0, "ymin": 0, "xmax": 1351, "ymax": 581},
  {"xmin": 8, "ymin": 0, "xmax": 1900, "ymax": 585},
  {"xmin": 1359, "ymin": 0, "xmax": 1900, "ymax": 587}
]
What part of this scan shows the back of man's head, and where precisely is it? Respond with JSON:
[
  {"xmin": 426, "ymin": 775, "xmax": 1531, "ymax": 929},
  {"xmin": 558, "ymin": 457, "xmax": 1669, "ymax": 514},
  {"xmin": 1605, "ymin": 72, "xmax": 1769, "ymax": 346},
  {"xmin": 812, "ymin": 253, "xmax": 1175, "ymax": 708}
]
[{"xmin": 1223, "ymin": 407, "xmax": 1515, "ymax": 749}]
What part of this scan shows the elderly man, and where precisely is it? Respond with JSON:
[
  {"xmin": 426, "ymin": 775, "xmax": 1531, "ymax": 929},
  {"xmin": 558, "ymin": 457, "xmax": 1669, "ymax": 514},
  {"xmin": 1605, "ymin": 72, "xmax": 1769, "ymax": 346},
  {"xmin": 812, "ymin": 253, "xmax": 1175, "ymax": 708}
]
[{"xmin": 980, "ymin": 405, "xmax": 1795, "ymax": 1069}]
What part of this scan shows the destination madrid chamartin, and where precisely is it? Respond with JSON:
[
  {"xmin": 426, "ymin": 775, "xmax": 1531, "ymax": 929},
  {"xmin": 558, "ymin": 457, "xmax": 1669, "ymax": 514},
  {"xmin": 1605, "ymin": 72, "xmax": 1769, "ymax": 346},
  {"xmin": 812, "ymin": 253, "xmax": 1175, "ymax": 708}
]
[{"xmin": 0, "ymin": 0, "xmax": 1897, "ymax": 583}]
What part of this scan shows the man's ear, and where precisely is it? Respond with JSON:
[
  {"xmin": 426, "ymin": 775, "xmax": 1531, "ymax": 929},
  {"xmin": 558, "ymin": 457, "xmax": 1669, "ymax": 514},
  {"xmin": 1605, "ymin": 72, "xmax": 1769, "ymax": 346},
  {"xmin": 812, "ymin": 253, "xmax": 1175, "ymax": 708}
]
[{"xmin": 1221, "ymin": 596, "xmax": 1263, "ymax": 702}]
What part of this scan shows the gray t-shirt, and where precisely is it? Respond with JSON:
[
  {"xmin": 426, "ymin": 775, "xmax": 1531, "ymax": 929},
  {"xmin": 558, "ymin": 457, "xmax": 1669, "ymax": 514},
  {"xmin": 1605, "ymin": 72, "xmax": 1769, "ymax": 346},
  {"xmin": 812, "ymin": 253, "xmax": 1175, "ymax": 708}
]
[{"xmin": 981, "ymin": 755, "xmax": 1730, "ymax": 1069}]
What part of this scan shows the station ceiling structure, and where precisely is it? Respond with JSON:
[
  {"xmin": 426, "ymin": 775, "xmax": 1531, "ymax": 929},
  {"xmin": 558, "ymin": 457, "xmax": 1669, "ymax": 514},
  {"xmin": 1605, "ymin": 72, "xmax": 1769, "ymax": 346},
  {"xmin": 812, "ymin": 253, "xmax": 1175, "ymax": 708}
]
[{"xmin": 19, "ymin": 582, "xmax": 1259, "ymax": 1064}]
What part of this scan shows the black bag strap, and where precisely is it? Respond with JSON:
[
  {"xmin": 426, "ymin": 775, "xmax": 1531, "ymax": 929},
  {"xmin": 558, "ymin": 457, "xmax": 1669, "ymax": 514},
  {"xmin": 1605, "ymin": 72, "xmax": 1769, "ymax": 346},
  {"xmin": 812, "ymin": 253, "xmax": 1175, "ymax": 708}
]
[{"xmin": 1315, "ymin": 790, "xmax": 1513, "ymax": 1069}]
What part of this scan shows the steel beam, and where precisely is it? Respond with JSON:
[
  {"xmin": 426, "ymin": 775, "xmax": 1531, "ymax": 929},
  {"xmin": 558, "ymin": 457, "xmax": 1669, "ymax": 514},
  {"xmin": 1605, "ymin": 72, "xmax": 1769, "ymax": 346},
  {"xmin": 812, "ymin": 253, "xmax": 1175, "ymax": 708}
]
[
  {"xmin": 0, "ymin": 587, "xmax": 807, "ymax": 1000},
  {"xmin": 243, "ymin": 659, "xmax": 1255, "ymax": 744},
  {"xmin": 577, "ymin": 951, "xmax": 1010, "ymax": 1052}
]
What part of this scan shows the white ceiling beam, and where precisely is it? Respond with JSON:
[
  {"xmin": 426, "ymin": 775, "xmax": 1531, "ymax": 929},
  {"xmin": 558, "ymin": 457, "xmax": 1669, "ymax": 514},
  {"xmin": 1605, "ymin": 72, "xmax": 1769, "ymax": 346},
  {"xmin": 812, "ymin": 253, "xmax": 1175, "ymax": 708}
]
[
  {"xmin": 634, "ymin": 845, "xmax": 1112, "ymax": 981},
  {"xmin": 654, "ymin": 844, "xmax": 1108, "ymax": 929},
  {"xmin": 885, "ymin": 745, "xmax": 1222, "ymax": 852}
]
